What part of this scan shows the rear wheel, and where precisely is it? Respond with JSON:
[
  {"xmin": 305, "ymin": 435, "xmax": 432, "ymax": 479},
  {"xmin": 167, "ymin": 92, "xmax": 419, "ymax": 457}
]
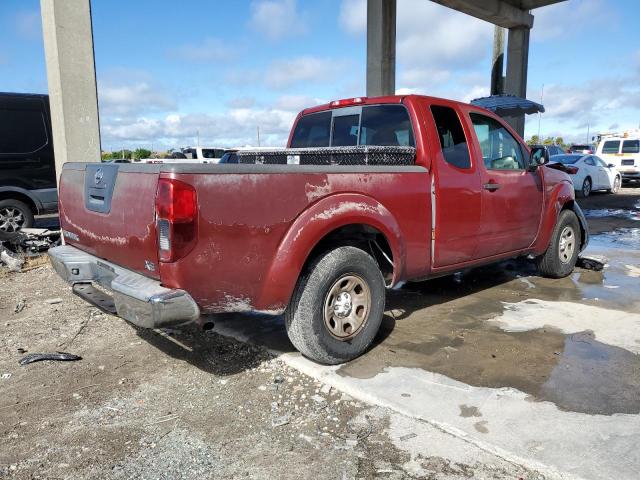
[
  {"xmin": 536, "ymin": 210, "xmax": 581, "ymax": 278},
  {"xmin": 285, "ymin": 246, "xmax": 386, "ymax": 365},
  {"xmin": 0, "ymin": 199, "xmax": 34, "ymax": 240},
  {"xmin": 577, "ymin": 177, "xmax": 591, "ymax": 198},
  {"xmin": 608, "ymin": 176, "xmax": 621, "ymax": 194}
]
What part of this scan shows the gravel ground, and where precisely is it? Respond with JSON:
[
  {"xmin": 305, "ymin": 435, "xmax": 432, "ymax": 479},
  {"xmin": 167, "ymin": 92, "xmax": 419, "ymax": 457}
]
[{"xmin": 0, "ymin": 265, "xmax": 544, "ymax": 479}]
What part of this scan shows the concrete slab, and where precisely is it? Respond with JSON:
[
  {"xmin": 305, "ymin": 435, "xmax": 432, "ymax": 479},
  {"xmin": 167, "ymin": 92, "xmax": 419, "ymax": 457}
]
[{"xmin": 214, "ymin": 235, "xmax": 640, "ymax": 480}]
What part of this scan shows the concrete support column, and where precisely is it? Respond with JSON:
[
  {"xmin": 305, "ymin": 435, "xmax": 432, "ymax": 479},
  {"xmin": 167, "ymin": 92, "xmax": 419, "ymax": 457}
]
[
  {"xmin": 504, "ymin": 26, "xmax": 530, "ymax": 136},
  {"xmin": 41, "ymin": 0, "xmax": 101, "ymax": 183},
  {"xmin": 366, "ymin": 0, "xmax": 396, "ymax": 97},
  {"xmin": 490, "ymin": 26, "xmax": 505, "ymax": 95}
]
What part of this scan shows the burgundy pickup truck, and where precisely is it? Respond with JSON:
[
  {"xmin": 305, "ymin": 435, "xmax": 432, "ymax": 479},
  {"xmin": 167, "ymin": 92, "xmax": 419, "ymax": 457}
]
[{"xmin": 49, "ymin": 95, "xmax": 588, "ymax": 364}]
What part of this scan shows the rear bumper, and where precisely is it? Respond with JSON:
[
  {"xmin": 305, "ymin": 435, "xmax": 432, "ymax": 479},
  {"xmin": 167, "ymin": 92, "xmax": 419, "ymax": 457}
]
[
  {"xmin": 621, "ymin": 171, "xmax": 640, "ymax": 180},
  {"xmin": 48, "ymin": 245, "xmax": 200, "ymax": 328}
]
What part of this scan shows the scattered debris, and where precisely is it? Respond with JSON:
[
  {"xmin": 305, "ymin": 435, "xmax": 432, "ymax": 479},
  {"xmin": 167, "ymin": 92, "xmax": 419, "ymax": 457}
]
[
  {"xmin": 1, "ymin": 373, "xmax": 11, "ymax": 380},
  {"xmin": 14, "ymin": 299, "xmax": 26, "ymax": 313},
  {"xmin": 44, "ymin": 298, "xmax": 63, "ymax": 305},
  {"xmin": 145, "ymin": 414, "xmax": 179, "ymax": 426},
  {"xmin": 0, "ymin": 245, "xmax": 24, "ymax": 271},
  {"xmin": 320, "ymin": 384, "xmax": 332, "ymax": 395},
  {"xmin": 19, "ymin": 352, "xmax": 82, "ymax": 366},
  {"xmin": 399, "ymin": 433, "xmax": 417, "ymax": 441},
  {"xmin": 271, "ymin": 414, "xmax": 290, "ymax": 427},
  {"xmin": 577, "ymin": 255, "xmax": 607, "ymax": 271},
  {"xmin": 311, "ymin": 394, "xmax": 326, "ymax": 405}
]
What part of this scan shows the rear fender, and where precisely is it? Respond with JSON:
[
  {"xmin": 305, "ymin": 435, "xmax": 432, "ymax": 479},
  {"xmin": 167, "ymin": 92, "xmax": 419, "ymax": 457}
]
[{"xmin": 254, "ymin": 193, "xmax": 404, "ymax": 311}]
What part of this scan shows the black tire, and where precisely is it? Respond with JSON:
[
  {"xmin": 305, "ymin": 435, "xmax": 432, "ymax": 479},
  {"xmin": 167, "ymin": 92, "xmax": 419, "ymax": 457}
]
[
  {"xmin": 607, "ymin": 176, "xmax": 621, "ymax": 194},
  {"xmin": 536, "ymin": 210, "xmax": 581, "ymax": 278},
  {"xmin": 577, "ymin": 177, "xmax": 591, "ymax": 198},
  {"xmin": 0, "ymin": 199, "xmax": 34, "ymax": 240},
  {"xmin": 285, "ymin": 246, "xmax": 386, "ymax": 365}
]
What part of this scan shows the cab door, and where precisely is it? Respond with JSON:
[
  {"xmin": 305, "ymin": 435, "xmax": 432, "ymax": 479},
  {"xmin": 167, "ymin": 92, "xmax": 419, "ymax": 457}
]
[
  {"xmin": 466, "ymin": 111, "xmax": 543, "ymax": 257},
  {"xmin": 426, "ymin": 102, "xmax": 482, "ymax": 268}
]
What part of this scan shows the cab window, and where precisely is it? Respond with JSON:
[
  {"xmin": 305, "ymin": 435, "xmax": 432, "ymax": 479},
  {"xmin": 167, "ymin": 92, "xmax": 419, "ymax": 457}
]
[
  {"xmin": 0, "ymin": 108, "xmax": 48, "ymax": 154},
  {"xmin": 470, "ymin": 113, "xmax": 525, "ymax": 170},
  {"xmin": 290, "ymin": 111, "xmax": 331, "ymax": 148},
  {"xmin": 430, "ymin": 105, "xmax": 470, "ymax": 169},
  {"xmin": 331, "ymin": 115, "xmax": 359, "ymax": 147},
  {"xmin": 602, "ymin": 140, "xmax": 620, "ymax": 154},
  {"xmin": 622, "ymin": 140, "xmax": 639, "ymax": 154},
  {"xmin": 360, "ymin": 105, "xmax": 414, "ymax": 147}
]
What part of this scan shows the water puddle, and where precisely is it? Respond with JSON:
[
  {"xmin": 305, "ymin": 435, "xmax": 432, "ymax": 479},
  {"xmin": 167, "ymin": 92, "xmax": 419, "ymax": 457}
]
[
  {"xmin": 590, "ymin": 228, "xmax": 640, "ymax": 250},
  {"xmin": 583, "ymin": 209, "xmax": 640, "ymax": 221}
]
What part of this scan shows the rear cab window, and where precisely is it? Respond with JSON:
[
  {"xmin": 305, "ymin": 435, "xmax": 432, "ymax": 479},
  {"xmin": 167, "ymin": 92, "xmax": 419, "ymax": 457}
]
[
  {"xmin": 429, "ymin": 105, "xmax": 471, "ymax": 169},
  {"xmin": 290, "ymin": 104, "xmax": 415, "ymax": 149}
]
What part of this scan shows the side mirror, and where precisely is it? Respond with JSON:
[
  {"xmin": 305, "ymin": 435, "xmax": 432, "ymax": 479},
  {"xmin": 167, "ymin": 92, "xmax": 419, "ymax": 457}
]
[
  {"xmin": 529, "ymin": 146, "xmax": 549, "ymax": 170},
  {"xmin": 608, "ymin": 163, "xmax": 616, "ymax": 168}
]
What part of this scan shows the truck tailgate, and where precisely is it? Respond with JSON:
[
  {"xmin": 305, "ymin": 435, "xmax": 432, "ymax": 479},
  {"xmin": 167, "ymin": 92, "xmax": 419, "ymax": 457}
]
[{"xmin": 58, "ymin": 163, "xmax": 160, "ymax": 279}]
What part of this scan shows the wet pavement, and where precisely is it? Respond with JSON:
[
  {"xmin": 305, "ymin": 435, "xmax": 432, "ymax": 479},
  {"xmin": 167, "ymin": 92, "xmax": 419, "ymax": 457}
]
[{"xmin": 213, "ymin": 186, "xmax": 640, "ymax": 479}]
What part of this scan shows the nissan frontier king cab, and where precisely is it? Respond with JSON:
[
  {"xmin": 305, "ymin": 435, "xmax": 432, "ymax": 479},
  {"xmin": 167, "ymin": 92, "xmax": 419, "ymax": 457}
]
[{"xmin": 49, "ymin": 95, "xmax": 588, "ymax": 364}]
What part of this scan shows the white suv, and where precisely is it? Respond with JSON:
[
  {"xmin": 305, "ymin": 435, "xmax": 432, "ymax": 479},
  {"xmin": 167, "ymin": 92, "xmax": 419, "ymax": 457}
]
[{"xmin": 596, "ymin": 134, "xmax": 640, "ymax": 183}]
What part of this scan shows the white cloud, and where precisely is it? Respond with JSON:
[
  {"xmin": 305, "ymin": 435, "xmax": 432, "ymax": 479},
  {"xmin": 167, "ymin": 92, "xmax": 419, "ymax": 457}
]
[
  {"xmin": 264, "ymin": 56, "xmax": 348, "ymax": 89},
  {"xmin": 167, "ymin": 37, "xmax": 238, "ymax": 62},
  {"xmin": 339, "ymin": 0, "xmax": 492, "ymax": 92},
  {"xmin": 249, "ymin": 0, "xmax": 307, "ymax": 41},
  {"xmin": 98, "ymin": 81, "xmax": 177, "ymax": 117},
  {"xmin": 100, "ymin": 95, "xmax": 321, "ymax": 149},
  {"xmin": 339, "ymin": 0, "xmax": 366, "ymax": 35}
]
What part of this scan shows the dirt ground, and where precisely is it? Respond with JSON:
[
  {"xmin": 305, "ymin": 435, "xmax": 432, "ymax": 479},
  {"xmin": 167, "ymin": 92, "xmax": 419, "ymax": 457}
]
[{"xmin": 1, "ymin": 186, "xmax": 638, "ymax": 479}]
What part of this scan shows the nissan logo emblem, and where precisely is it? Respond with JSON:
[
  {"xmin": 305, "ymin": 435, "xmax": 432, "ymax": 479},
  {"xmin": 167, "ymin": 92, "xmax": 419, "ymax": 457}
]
[{"xmin": 94, "ymin": 168, "xmax": 104, "ymax": 185}]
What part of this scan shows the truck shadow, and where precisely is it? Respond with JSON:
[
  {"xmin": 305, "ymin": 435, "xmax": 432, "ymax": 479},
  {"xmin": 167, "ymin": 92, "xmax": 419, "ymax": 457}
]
[{"xmin": 132, "ymin": 259, "xmax": 535, "ymax": 376}]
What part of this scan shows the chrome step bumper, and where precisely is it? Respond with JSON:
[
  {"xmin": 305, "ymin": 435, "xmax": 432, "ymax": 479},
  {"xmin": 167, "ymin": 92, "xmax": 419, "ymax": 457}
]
[{"xmin": 49, "ymin": 245, "xmax": 200, "ymax": 328}]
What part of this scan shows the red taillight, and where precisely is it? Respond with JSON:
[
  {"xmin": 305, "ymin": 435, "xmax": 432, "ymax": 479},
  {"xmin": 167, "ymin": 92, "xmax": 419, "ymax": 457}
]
[
  {"xmin": 156, "ymin": 178, "xmax": 197, "ymax": 262},
  {"xmin": 565, "ymin": 166, "xmax": 579, "ymax": 174}
]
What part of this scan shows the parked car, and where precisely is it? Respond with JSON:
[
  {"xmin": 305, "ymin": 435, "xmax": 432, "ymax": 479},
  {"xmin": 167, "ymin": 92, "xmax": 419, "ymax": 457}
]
[
  {"xmin": 549, "ymin": 154, "xmax": 621, "ymax": 197},
  {"xmin": 0, "ymin": 92, "xmax": 57, "ymax": 239},
  {"xmin": 531, "ymin": 144, "xmax": 564, "ymax": 156},
  {"xmin": 568, "ymin": 144, "xmax": 595, "ymax": 154},
  {"xmin": 218, "ymin": 147, "xmax": 285, "ymax": 164},
  {"xmin": 595, "ymin": 133, "xmax": 640, "ymax": 184},
  {"xmin": 49, "ymin": 94, "xmax": 588, "ymax": 365}
]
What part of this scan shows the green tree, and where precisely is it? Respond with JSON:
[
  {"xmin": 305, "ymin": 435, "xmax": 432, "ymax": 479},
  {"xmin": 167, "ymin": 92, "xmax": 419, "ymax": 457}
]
[
  {"xmin": 555, "ymin": 137, "xmax": 564, "ymax": 147},
  {"xmin": 543, "ymin": 137, "xmax": 554, "ymax": 146},
  {"xmin": 133, "ymin": 148, "xmax": 152, "ymax": 161},
  {"xmin": 528, "ymin": 135, "xmax": 540, "ymax": 146}
]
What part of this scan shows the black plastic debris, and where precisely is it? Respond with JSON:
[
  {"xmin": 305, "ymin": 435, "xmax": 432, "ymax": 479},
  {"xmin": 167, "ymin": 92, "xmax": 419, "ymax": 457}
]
[
  {"xmin": 577, "ymin": 255, "xmax": 607, "ymax": 271},
  {"xmin": 19, "ymin": 352, "xmax": 82, "ymax": 366}
]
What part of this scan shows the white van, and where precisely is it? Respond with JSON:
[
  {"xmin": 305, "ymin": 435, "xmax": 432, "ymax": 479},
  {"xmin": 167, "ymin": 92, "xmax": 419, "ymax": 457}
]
[{"xmin": 596, "ymin": 132, "xmax": 640, "ymax": 183}]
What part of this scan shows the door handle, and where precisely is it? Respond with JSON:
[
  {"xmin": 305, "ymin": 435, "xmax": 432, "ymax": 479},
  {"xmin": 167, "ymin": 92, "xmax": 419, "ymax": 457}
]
[{"xmin": 483, "ymin": 182, "xmax": 501, "ymax": 191}]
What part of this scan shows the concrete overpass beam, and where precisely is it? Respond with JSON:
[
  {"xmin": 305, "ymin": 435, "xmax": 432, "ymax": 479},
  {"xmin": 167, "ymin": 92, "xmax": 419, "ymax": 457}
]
[
  {"xmin": 40, "ymin": 0, "xmax": 101, "ymax": 182},
  {"xmin": 504, "ymin": 26, "xmax": 530, "ymax": 136},
  {"xmin": 366, "ymin": 0, "xmax": 396, "ymax": 97}
]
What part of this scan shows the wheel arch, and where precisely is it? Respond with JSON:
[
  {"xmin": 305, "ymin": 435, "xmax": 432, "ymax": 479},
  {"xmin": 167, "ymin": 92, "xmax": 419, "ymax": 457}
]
[{"xmin": 254, "ymin": 193, "xmax": 404, "ymax": 311}]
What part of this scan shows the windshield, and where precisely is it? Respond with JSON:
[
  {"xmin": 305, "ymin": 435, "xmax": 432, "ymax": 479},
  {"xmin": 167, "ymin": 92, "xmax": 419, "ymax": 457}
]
[{"xmin": 551, "ymin": 154, "xmax": 582, "ymax": 164}]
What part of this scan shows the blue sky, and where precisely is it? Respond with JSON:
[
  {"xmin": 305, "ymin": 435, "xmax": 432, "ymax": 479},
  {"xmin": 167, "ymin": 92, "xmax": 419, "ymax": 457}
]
[{"xmin": 1, "ymin": 0, "xmax": 639, "ymax": 150}]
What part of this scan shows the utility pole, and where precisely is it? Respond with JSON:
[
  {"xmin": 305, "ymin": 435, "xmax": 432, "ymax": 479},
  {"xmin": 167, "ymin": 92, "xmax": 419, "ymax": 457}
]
[
  {"xmin": 491, "ymin": 26, "xmax": 505, "ymax": 95},
  {"xmin": 196, "ymin": 130, "xmax": 200, "ymax": 146},
  {"xmin": 121, "ymin": 146, "xmax": 124, "ymax": 160},
  {"xmin": 257, "ymin": 126, "xmax": 261, "ymax": 147},
  {"xmin": 537, "ymin": 84, "xmax": 544, "ymax": 140}
]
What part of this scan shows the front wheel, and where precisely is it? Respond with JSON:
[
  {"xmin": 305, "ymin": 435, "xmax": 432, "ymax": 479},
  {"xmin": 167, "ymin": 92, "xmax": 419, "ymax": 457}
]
[
  {"xmin": 285, "ymin": 246, "xmax": 386, "ymax": 365},
  {"xmin": 536, "ymin": 210, "xmax": 581, "ymax": 278},
  {"xmin": 607, "ymin": 176, "xmax": 621, "ymax": 194}
]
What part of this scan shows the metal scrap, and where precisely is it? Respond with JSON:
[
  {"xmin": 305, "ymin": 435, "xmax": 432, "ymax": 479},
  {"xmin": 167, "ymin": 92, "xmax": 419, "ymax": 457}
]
[{"xmin": 19, "ymin": 352, "xmax": 82, "ymax": 366}]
